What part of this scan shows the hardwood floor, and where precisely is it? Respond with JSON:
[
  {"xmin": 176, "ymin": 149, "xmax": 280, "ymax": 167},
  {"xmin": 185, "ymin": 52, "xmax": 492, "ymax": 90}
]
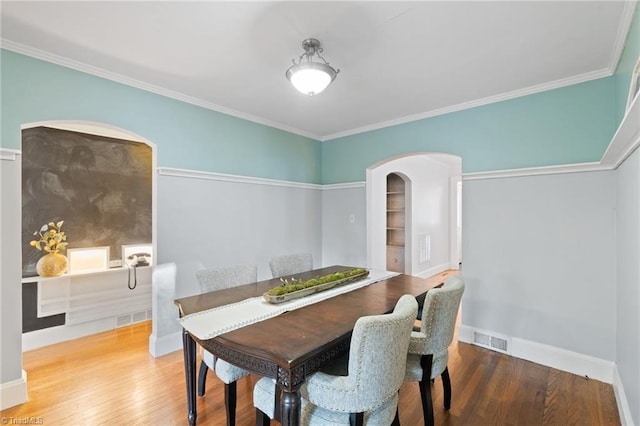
[{"xmin": 1, "ymin": 321, "xmax": 620, "ymax": 425}]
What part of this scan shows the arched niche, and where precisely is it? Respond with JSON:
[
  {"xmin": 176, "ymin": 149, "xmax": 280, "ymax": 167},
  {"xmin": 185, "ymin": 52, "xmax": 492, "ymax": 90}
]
[
  {"xmin": 21, "ymin": 120, "xmax": 157, "ymax": 275},
  {"xmin": 366, "ymin": 152, "xmax": 462, "ymax": 277},
  {"xmin": 19, "ymin": 120, "xmax": 157, "ymax": 348}
]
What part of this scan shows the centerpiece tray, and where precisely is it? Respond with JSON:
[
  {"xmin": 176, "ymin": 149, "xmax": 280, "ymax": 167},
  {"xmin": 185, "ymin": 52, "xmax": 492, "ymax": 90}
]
[{"xmin": 263, "ymin": 268, "xmax": 370, "ymax": 304}]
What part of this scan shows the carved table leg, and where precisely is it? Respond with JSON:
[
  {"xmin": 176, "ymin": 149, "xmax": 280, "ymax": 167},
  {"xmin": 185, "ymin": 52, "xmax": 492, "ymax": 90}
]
[
  {"xmin": 182, "ymin": 328, "xmax": 197, "ymax": 425},
  {"xmin": 280, "ymin": 387, "xmax": 301, "ymax": 426}
]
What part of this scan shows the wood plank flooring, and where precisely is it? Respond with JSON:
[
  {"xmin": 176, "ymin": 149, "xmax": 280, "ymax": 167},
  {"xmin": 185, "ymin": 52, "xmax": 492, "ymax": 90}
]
[{"xmin": 1, "ymin": 321, "xmax": 620, "ymax": 425}]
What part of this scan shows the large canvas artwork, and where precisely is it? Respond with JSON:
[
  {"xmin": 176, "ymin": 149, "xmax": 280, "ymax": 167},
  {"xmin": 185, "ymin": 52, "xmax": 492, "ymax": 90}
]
[{"xmin": 22, "ymin": 127, "xmax": 152, "ymax": 277}]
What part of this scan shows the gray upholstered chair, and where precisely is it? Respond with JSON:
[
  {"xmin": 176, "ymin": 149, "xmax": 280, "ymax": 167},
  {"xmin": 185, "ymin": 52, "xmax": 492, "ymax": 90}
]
[
  {"xmin": 253, "ymin": 294, "xmax": 418, "ymax": 426},
  {"xmin": 268, "ymin": 253, "xmax": 313, "ymax": 278},
  {"xmin": 404, "ymin": 274, "xmax": 465, "ymax": 426},
  {"xmin": 195, "ymin": 264, "xmax": 257, "ymax": 426}
]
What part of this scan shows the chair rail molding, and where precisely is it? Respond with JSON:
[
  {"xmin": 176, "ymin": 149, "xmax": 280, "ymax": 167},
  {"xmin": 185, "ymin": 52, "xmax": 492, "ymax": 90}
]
[
  {"xmin": 601, "ymin": 92, "xmax": 640, "ymax": 168},
  {"xmin": 464, "ymin": 93, "xmax": 640, "ymax": 181},
  {"xmin": 157, "ymin": 167, "xmax": 323, "ymax": 190},
  {"xmin": 0, "ymin": 148, "xmax": 21, "ymax": 161}
]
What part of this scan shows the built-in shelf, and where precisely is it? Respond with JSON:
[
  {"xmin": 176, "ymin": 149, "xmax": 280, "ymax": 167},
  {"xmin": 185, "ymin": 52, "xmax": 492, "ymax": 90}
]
[
  {"xmin": 27, "ymin": 266, "xmax": 152, "ymax": 327},
  {"xmin": 386, "ymin": 173, "xmax": 406, "ymax": 273}
]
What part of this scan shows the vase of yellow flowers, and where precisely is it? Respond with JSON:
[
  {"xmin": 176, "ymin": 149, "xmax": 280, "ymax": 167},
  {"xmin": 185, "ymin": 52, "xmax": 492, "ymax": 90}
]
[{"xmin": 30, "ymin": 220, "xmax": 69, "ymax": 277}]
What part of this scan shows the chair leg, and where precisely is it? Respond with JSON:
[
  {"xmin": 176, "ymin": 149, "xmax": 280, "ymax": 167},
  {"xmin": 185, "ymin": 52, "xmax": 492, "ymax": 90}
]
[
  {"xmin": 392, "ymin": 407, "xmax": 400, "ymax": 426},
  {"xmin": 224, "ymin": 381, "xmax": 237, "ymax": 426},
  {"xmin": 442, "ymin": 366, "xmax": 452, "ymax": 410},
  {"xmin": 255, "ymin": 408, "xmax": 270, "ymax": 426},
  {"xmin": 419, "ymin": 354, "xmax": 435, "ymax": 426},
  {"xmin": 349, "ymin": 412, "xmax": 364, "ymax": 426},
  {"xmin": 197, "ymin": 360, "xmax": 208, "ymax": 397}
]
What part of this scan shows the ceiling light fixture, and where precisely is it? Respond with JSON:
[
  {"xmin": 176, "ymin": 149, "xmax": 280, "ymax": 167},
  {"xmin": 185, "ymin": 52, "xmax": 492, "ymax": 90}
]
[{"xmin": 286, "ymin": 38, "xmax": 339, "ymax": 96}]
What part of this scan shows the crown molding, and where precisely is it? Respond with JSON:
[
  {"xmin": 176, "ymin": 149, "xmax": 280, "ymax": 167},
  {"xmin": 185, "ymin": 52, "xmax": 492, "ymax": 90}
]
[
  {"xmin": 321, "ymin": 68, "xmax": 612, "ymax": 141},
  {"xmin": 0, "ymin": 39, "xmax": 321, "ymax": 142},
  {"xmin": 1, "ymin": 37, "xmax": 620, "ymax": 144},
  {"xmin": 0, "ymin": 148, "xmax": 21, "ymax": 161},
  {"xmin": 608, "ymin": 1, "xmax": 638, "ymax": 73},
  {"xmin": 321, "ymin": 1, "xmax": 637, "ymax": 143}
]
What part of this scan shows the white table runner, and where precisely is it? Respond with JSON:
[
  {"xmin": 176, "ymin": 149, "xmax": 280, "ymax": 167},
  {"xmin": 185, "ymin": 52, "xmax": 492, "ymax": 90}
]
[{"xmin": 179, "ymin": 269, "xmax": 398, "ymax": 340}]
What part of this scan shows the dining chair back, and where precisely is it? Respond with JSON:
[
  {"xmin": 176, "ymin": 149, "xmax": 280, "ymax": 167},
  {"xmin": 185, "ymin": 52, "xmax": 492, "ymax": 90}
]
[
  {"xmin": 254, "ymin": 294, "xmax": 418, "ymax": 425},
  {"xmin": 195, "ymin": 264, "xmax": 257, "ymax": 426},
  {"xmin": 404, "ymin": 274, "xmax": 465, "ymax": 426},
  {"xmin": 196, "ymin": 264, "xmax": 257, "ymax": 293},
  {"xmin": 268, "ymin": 253, "xmax": 313, "ymax": 278}
]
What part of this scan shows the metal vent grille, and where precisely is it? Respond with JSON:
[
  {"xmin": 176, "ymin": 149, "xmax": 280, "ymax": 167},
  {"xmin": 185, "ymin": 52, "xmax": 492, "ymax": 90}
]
[
  {"xmin": 473, "ymin": 331, "xmax": 491, "ymax": 346},
  {"xmin": 117, "ymin": 314, "xmax": 132, "ymax": 326},
  {"xmin": 491, "ymin": 336, "xmax": 508, "ymax": 351},
  {"xmin": 472, "ymin": 330, "xmax": 509, "ymax": 353},
  {"xmin": 132, "ymin": 311, "xmax": 147, "ymax": 323}
]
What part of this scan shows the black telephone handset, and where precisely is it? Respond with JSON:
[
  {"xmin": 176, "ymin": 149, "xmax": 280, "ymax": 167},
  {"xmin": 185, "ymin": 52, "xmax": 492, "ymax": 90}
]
[{"xmin": 126, "ymin": 253, "xmax": 151, "ymax": 290}]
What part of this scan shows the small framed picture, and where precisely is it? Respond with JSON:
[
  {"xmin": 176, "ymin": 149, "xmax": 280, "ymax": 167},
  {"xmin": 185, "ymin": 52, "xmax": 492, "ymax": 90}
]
[{"xmin": 67, "ymin": 246, "xmax": 110, "ymax": 273}]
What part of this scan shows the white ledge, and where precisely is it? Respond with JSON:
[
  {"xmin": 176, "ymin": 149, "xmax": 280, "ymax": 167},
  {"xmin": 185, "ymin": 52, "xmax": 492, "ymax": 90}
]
[{"xmin": 21, "ymin": 265, "xmax": 151, "ymax": 284}]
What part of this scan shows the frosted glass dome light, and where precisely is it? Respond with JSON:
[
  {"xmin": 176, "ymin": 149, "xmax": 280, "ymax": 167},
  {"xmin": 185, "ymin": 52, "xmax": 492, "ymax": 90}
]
[{"xmin": 286, "ymin": 38, "xmax": 339, "ymax": 96}]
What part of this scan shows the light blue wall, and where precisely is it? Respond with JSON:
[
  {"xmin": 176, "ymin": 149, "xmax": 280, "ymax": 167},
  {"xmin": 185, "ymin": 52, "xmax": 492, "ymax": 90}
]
[
  {"xmin": 321, "ymin": 78, "xmax": 617, "ymax": 183},
  {"xmin": 0, "ymin": 50, "xmax": 321, "ymax": 184},
  {"xmin": 1, "ymin": 48, "xmax": 625, "ymax": 186},
  {"xmin": 3, "ymin": 46, "xmax": 627, "ymax": 187}
]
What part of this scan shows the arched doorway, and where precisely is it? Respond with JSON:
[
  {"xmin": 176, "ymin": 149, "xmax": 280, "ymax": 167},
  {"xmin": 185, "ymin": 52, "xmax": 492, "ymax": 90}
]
[
  {"xmin": 19, "ymin": 120, "xmax": 157, "ymax": 350},
  {"xmin": 366, "ymin": 152, "xmax": 462, "ymax": 277}
]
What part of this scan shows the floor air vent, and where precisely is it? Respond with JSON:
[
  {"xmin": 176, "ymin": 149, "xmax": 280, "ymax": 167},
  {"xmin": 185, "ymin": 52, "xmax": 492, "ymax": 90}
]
[
  {"xmin": 473, "ymin": 331, "xmax": 509, "ymax": 353},
  {"xmin": 117, "ymin": 311, "xmax": 149, "ymax": 328},
  {"xmin": 132, "ymin": 311, "xmax": 147, "ymax": 323},
  {"xmin": 117, "ymin": 314, "xmax": 132, "ymax": 327}
]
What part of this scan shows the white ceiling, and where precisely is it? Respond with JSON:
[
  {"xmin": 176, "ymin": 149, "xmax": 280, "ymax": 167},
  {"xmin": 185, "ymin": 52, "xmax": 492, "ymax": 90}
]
[{"xmin": 1, "ymin": 1, "xmax": 636, "ymax": 141}]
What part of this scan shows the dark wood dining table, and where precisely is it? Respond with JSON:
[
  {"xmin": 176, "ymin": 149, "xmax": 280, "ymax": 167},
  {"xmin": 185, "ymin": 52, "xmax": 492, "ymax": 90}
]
[{"xmin": 174, "ymin": 265, "xmax": 449, "ymax": 426}]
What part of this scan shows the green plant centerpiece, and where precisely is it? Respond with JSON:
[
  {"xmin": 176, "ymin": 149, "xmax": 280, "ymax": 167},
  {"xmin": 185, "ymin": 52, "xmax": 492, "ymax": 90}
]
[{"xmin": 264, "ymin": 268, "xmax": 369, "ymax": 304}]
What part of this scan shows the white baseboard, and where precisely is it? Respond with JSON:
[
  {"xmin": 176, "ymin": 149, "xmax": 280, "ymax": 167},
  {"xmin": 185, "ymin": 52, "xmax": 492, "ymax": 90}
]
[
  {"xmin": 148, "ymin": 331, "xmax": 182, "ymax": 358},
  {"xmin": 613, "ymin": 364, "xmax": 635, "ymax": 426},
  {"xmin": 459, "ymin": 325, "xmax": 615, "ymax": 383},
  {"xmin": 0, "ymin": 370, "xmax": 27, "ymax": 410},
  {"xmin": 414, "ymin": 263, "xmax": 450, "ymax": 279}
]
